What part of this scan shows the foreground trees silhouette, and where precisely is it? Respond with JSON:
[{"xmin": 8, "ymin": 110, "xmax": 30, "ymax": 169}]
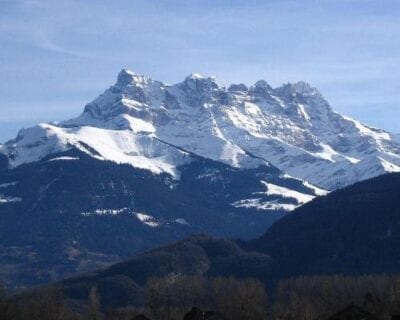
[
  {"xmin": 145, "ymin": 275, "xmax": 267, "ymax": 320},
  {"xmin": 274, "ymin": 275, "xmax": 400, "ymax": 320},
  {"xmin": 2, "ymin": 274, "xmax": 400, "ymax": 320}
]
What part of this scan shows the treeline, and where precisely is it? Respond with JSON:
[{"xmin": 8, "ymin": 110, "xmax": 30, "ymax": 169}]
[
  {"xmin": 145, "ymin": 275, "xmax": 267, "ymax": 320},
  {"xmin": 2, "ymin": 274, "xmax": 400, "ymax": 320},
  {"xmin": 275, "ymin": 274, "xmax": 400, "ymax": 320}
]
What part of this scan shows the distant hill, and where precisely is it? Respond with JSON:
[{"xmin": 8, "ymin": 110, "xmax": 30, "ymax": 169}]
[
  {"xmin": 55, "ymin": 173, "xmax": 400, "ymax": 309},
  {"xmin": 60, "ymin": 235, "xmax": 272, "ymax": 308},
  {"xmin": 0, "ymin": 149, "xmax": 287, "ymax": 288},
  {"xmin": 251, "ymin": 172, "xmax": 400, "ymax": 276}
]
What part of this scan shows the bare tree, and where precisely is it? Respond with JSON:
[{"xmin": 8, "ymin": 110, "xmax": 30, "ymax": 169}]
[
  {"xmin": 85, "ymin": 287, "xmax": 103, "ymax": 320},
  {"xmin": 20, "ymin": 286, "xmax": 76, "ymax": 320},
  {"xmin": 211, "ymin": 276, "xmax": 267, "ymax": 320},
  {"xmin": 0, "ymin": 284, "xmax": 18, "ymax": 320}
]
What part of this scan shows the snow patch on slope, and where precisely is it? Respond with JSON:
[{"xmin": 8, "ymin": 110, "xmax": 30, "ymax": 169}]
[
  {"xmin": 302, "ymin": 180, "xmax": 329, "ymax": 196},
  {"xmin": 0, "ymin": 182, "xmax": 17, "ymax": 188},
  {"xmin": 379, "ymin": 157, "xmax": 400, "ymax": 172},
  {"xmin": 135, "ymin": 213, "xmax": 159, "ymax": 227},
  {"xmin": 0, "ymin": 195, "xmax": 21, "ymax": 204},
  {"xmin": 175, "ymin": 218, "xmax": 190, "ymax": 225},
  {"xmin": 4, "ymin": 124, "xmax": 190, "ymax": 178},
  {"xmin": 262, "ymin": 181, "xmax": 315, "ymax": 204},
  {"xmin": 48, "ymin": 156, "xmax": 80, "ymax": 162},
  {"xmin": 81, "ymin": 208, "xmax": 127, "ymax": 216},
  {"xmin": 232, "ymin": 198, "xmax": 298, "ymax": 211}
]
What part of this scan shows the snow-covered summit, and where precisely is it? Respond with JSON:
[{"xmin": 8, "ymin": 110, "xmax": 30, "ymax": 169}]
[
  {"xmin": 2, "ymin": 69, "xmax": 400, "ymax": 190},
  {"xmin": 185, "ymin": 72, "xmax": 207, "ymax": 80},
  {"xmin": 278, "ymin": 81, "xmax": 318, "ymax": 96},
  {"xmin": 116, "ymin": 68, "xmax": 148, "ymax": 85}
]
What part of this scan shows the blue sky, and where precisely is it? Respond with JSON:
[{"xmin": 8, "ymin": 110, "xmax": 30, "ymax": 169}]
[{"xmin": 1, "ymin": 0, "xmax": 400, "ymax": 142}]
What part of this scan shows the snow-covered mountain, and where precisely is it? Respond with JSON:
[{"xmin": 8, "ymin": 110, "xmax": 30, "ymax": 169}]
[
  {"xmin": 1, "ymin": 68, "xmax": 399, "ymax": 287},
  {"xmin": 2, "ymin": 69, "xmax": 400, "ymax": 190}
]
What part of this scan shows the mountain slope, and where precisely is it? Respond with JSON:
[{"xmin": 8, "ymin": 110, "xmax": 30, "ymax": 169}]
[
  {"xmin": 54, "ymin": 173, "xmax": 400, "ymax": 310},
  {"xmin": 0, "ymin": 146, "xmax": 319, "ymax": 288},
  {"xmin": 59, "ymin": 235, "xmax": 273, "ymax": 308},
  {"xmin": 252, "ymin": 172, "xmax": 400, "ymax": 276}
]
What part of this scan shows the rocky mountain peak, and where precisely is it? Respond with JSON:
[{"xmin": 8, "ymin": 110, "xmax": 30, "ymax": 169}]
[
  {"xmin": 181, "ymin": 73, "xmax": 220, "ymax": 91},
  {"xmin": 116, "ymin": 69, "xmax": 151, "ymax": 87},
  {"xmin": 276, "ymin": 81, "xmax": 319, "ymax": 97},
  {"xmin": 254, "ymin": 80, "xmax": 272, "ymax": 90},
  {"xmin": 248, "ymin": 80, "xmax": 273, "ymax": 98},
  {"xmin": 228, "ymin": 83, "xmax": 248, "ymax": 93}
]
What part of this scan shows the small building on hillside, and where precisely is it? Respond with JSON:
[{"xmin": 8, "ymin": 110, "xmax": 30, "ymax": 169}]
[
  {"xmin": 132, "ymin": 315, "xmax": 151, "ymax": 320},
  {"xmin": 327, "ymin": 304, "xmax": 380, "ymax": 320},
  {"xmin": 184, "ymin": 307, "xmax": 226, "ymax": 320}
]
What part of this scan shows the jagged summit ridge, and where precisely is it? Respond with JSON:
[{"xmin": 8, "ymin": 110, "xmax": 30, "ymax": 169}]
[{"xmin": 2, "ymin": 69, "xmax": 400, "ymax": 190}]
